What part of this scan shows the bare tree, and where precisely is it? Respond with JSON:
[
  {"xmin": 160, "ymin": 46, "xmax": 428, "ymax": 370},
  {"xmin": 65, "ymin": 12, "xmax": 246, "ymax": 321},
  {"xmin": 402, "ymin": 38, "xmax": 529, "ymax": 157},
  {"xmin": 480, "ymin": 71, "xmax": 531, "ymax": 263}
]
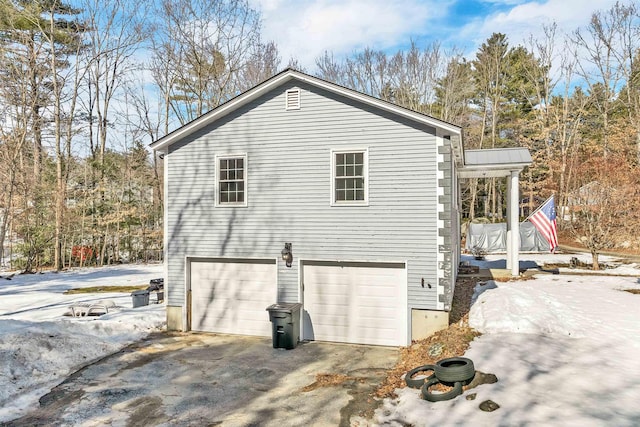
[
  {"xmin": 122, "ymin": 75, "xmax": 164, "ymax": 221},
  {"xmin": 603, "ymin": 2, "xmax": 640, "ymax": 163},
  {"xmin": 471, "ymin": 33, "xmax": 510, "ymax": 219},
  {"xmin": 152, "ymin": 0, "xmax": 263, "ymax": 125},
  {"xmin": 149, "ymin": 38, "xmax": 178, "ymax": 137},
  {"xmin": 435, "ymin": 55, "xmax": 474, "ymax": 124},
  {"xmin": 81, "ymin": 0, "xmax": 149, "ymax": 265},
  {"xmin": 521, "ymin": 24, "xmax": 586, "ymax": 214},
  {"xmin": 35, "ymin": 1, "xmax": 86, "ymax": 270},
  {"xmin": 388, "ymin": 41, "xmax": 446, "ymax": 115},
  {"xmin": 0, "ymin": 0, "xmax": 84, "ymax": 271},
  {"xmin": 0, "ymin": 2, "xmax": 52, "ymax": 271},
  {"xmin": 572, "ymin": 3, "xmax": 630, "ymax": 159},
  {"xmin": 238, "ymin": 40, "xmax": 281, "ymax": 91},
  {"xmin": 316, "ymin": 42, "xmax": 452, "ymax": 115},
  {"xmin": 551, "ymin": 40, "xmax": 588, "ymax": 213},
  {"xmin": 566, "ymin": 155, "xmax": 640, "ymax": 269},
  {"xmin": 316, "ymin": 51, "xmax": 345, "ymax": 84},
  {"xmin": 0, "ymin": 85, "xmax": 31, "ymax": 267}
]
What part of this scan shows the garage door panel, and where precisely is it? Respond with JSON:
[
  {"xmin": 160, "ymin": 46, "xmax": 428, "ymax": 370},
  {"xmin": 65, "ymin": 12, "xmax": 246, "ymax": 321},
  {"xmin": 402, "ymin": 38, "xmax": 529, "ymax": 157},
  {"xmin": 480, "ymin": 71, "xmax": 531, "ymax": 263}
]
[
  {"xmin": 312, "ymin": 312, "xmax": 348, "ymax": 320},
  {"xmin": 193, "ymin": 302, "xmax": 270, "ymax": 321},
  {"xmin": 303, "ymin": 262, "xmax": 406, "ymax": 346},
  {"xmin": 357, "ymin": 295, "xmax": 397, "ymax": 305},
  {"xmin": 190, "ymin": 259, "xmax": 276, "ymax": 336},
  {"xmin": 309, "ymin": 300, "xmax": 349, "ymax": 308},
  {"xmin": 191, "ymin": 292, "xmax": 271, "ymax": 307},
  {"xmin": 309, "ymin": 283, "xmax": 349, "ymax": 293},
  {"xmin": 356, "ymin": 307, "xmax": 397, "ymax": 319},
  {"xmin": 198, "ymin": 317, "xmax": 267, "ymax": 332},
  {"xmin": 355, "ymin": 285, "xmax": 397, "ymax": 297}
]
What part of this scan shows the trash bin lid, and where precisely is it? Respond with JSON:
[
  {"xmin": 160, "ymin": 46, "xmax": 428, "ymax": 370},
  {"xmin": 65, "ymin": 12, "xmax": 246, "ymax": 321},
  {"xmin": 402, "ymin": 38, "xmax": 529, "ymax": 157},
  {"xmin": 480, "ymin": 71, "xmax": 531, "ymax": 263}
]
[
  {"xmin": 131, "ymin": 289, "xmax": 150, "ymax": 296},
  {"xmin": 266, "ymin": 302, "xmax": 302, "ymax": 313}
]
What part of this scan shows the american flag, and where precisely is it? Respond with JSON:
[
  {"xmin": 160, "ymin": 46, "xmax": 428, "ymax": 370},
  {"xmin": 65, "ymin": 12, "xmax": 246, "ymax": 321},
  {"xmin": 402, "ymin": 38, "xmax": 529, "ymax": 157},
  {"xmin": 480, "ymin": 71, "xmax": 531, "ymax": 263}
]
[{"xmin": 528, "ymin": 195, "xmax": 558, "ymax": 252}]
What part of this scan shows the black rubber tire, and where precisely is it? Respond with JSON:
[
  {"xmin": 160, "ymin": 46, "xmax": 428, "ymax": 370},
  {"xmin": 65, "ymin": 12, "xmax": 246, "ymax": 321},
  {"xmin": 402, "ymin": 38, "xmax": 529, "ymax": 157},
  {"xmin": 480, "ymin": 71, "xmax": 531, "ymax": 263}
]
[
  {"xmin": 421, "ymin": 377, "xmax": 463, "ymax": 402},
  {"xmin": 404, "ymin": 364, "xmax": 436, "ymax": 389},
  {"xmin": 434, "ymin": 357, "xmax": 475, "ymax": 383}
]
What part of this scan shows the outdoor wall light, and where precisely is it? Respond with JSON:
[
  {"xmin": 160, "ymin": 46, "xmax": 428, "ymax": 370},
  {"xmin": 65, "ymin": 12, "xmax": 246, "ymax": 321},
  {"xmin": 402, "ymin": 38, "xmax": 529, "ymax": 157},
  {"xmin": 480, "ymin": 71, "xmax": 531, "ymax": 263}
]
[{"xmin": 281, "ymin": 243, "xmax": 293, "ymax": 268}]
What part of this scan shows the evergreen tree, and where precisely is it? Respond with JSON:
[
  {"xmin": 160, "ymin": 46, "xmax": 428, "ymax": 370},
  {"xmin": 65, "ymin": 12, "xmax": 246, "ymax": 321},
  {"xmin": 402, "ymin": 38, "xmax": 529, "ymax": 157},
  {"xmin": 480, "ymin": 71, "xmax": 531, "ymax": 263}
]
[{"xmin": 0, "ymin": 0, "xmax": 83, "ymax": 272}]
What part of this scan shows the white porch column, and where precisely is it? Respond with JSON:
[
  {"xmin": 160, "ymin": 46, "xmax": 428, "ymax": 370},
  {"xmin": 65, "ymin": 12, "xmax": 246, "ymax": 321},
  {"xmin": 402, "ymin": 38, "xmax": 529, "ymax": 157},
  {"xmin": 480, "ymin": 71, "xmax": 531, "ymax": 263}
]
[
  {"xmin": 506, "ymin": 176, "xmax": 512, "ymax": 270},
  {"xmin": 509, "ymin": 170, "xmax": 520, "ymax": 276}
]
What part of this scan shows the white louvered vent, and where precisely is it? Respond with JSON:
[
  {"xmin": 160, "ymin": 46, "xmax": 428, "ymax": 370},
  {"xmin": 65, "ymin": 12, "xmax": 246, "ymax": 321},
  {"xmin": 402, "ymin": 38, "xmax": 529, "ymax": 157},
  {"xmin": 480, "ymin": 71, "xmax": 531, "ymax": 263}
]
[{"xmin": 285, "ymin": 89, "xmax": 301, "ymax": 110}]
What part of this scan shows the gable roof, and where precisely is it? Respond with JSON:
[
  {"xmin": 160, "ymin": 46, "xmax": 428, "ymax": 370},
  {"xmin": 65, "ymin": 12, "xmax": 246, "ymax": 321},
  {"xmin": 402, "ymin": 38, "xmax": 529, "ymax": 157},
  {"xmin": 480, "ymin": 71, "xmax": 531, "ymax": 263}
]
[{"xmin": 149, "ymin": 68, "xmax": 463, "ymax": 153}]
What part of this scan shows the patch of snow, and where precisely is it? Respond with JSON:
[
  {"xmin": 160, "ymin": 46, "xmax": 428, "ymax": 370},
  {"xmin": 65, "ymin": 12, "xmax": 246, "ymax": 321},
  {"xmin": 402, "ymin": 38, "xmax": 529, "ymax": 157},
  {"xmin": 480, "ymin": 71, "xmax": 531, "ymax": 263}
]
[
  {"xmin": 2, "ymin": 254, "xmax": 640, "ymax": 425},
  {"xmin": 462, "ymin": 252, "xmax": 640, "ymax": 276},
  {"xmin": 375, "ymin": 254, "xmax": 640, "ymax": 426},
  {"xmin": 0, "ymin": 263, "xmax": 164, "ymax": 422}
]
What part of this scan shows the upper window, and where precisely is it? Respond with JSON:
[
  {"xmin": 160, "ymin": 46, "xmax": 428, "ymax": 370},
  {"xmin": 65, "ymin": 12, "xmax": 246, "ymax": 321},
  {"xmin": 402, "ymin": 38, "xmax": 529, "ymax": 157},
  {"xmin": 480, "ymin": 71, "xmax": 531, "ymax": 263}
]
[
  {"xmin": 331, "ymin": 149, "xmax": 368, "ymax": 205},
  {"xmin": 216, "ymin": 154, "xmax": 247, "ymax": 207}
]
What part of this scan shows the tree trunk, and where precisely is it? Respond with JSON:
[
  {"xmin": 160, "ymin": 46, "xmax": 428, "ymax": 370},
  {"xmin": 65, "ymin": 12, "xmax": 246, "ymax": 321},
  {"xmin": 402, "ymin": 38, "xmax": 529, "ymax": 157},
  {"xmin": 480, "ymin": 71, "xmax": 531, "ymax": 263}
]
[
  {"xmin": 591, "ymin": 251, "xmax": 600, "ymax": 271},
  {"xmin": 100, "ymin": 224, "xmax": 109, "ymax": 266},
  {"xmin": 637, "ymin": 129, "xmax": 640, "ymax": 165},
  {"xmin": 469, "ymin": 178, "xmax": 478, "ymax": 220},
  {"xmin": 490, "ymin": 178, "xmax": 497, "ymax": 220},
  {"xmin": 0, "ymin": 168, "xmax": 15, "ymax": 265}
]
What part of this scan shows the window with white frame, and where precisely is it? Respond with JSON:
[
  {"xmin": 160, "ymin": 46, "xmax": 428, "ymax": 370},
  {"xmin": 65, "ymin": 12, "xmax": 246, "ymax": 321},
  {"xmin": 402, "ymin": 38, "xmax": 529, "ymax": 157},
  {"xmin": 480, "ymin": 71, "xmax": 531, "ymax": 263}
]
[
  {"xmin": 216, "ymin": 155, "xmax": 247, "ymax": 206},
  {"xmin": 332, "ymin": 149, "xmax": 368, "ymax": 205}
]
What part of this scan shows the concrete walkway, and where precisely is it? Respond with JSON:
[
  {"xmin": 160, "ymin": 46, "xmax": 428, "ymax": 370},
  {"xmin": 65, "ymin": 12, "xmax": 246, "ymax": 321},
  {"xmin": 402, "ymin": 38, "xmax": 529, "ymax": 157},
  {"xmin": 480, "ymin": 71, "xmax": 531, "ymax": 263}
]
[{"xmin": 6, "ymin": 332, "xmax": 399, "ymax": 427}]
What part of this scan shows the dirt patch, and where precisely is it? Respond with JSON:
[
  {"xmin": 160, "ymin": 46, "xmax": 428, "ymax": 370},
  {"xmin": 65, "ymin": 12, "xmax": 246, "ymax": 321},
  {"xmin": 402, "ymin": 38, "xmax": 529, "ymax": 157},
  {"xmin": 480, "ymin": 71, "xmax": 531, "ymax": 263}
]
[
  {"xmin": 302, "ymin": 369, "xmax": 391, "ymax": 425},
  {"xmin": 375, "ymin": 278, "xmax": 481, "ymax": 399},
  {"xmin": 301, "ymin": 373, "xmax": 364, "ymax": 392},
  {"xmin": 623, "ymin": 289, "xmax": 640, "ymax": 294},
  {"xmin": 448, "ymin": 278, "xmax": 478, "ymax": 324},
  {"xmin": 64, "ymin": 285, "xmax": 148, "ymax": 294}
]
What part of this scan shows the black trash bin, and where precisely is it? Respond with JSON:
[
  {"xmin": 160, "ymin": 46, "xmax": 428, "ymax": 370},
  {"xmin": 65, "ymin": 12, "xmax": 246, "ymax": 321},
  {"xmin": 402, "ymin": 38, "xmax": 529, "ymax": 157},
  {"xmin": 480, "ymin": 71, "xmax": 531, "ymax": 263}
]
[
  {"xmin": 266, "ymin": 303, "xmax": 302, "ymax": 349},
  {"xmin": 147, "ymin": 278, "xmax": 164, "ymax": 303},
  {"xmin": 148, "ymin": 278, "xmax": 164, "ymax": 291}
]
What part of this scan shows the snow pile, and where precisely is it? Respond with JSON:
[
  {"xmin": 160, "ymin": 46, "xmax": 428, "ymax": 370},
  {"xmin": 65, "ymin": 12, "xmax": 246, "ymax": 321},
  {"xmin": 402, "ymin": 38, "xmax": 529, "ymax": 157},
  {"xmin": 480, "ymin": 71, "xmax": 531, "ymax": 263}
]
[
  {"xmin": 375, "ymin": 269, "xmax": 640, "ymax": 426},
  {"xmin": 470, "ymin": 275, "xmax": 640, "ymax": 343},
  {"xmin": 0, "ymin": 264, "xmax": 164, "ymax": 422}
]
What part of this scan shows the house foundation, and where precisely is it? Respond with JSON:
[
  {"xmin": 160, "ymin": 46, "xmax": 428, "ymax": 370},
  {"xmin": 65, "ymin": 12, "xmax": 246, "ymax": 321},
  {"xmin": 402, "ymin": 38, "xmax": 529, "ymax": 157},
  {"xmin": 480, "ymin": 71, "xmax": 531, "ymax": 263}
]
[
  {"xmin": 411, "ymin": 309, "xmax": 450, "ymax": 341},
  {"xmin": 166, "ymin": 305, "xmax": 183, "ymax": 331}
]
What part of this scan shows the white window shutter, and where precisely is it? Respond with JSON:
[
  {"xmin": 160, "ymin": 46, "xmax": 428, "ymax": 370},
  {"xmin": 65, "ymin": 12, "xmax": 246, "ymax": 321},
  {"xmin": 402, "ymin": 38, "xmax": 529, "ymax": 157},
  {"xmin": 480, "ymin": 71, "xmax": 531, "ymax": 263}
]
[{"xmin": 285, "ymin": 89, "xmax": 301, "ymax": 110}]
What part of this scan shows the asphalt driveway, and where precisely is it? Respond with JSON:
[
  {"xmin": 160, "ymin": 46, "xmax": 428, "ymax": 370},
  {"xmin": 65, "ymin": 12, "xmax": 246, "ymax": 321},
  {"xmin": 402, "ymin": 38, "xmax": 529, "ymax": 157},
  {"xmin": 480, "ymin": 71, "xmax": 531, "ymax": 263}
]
[{"xmin": 6, "ymin": 332, "xmax": 399, "ymax": 426}]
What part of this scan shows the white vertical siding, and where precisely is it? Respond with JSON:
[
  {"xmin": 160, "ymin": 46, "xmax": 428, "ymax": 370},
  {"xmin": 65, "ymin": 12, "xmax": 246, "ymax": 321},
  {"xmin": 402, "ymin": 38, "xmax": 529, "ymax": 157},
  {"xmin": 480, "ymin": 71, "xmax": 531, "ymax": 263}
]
[{"xmin": 166, "ymin": 81, "xmax": 442, "ymax": 311}]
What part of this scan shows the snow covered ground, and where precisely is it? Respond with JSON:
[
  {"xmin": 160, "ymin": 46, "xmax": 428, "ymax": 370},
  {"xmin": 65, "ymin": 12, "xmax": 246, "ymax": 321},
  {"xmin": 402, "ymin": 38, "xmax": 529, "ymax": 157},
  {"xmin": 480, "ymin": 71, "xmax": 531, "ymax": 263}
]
[
  {"xmin": 0, "ymin": 263, "xmax": 165, "ymax": 422},
  {"xmin": 375, "ymin": 253, "xmax": 640, "ymax": 426},
  {"xmin": 2, "ymin": 254, "xmax": 640, "ymax": 425}
]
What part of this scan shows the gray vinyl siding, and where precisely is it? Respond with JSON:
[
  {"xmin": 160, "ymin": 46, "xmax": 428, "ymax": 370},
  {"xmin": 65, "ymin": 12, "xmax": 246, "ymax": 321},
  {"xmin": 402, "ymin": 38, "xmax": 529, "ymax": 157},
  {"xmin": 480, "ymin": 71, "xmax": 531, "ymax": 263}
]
[{"xmin": 166, "ymin": 81, "xmax": 441, "ymax": 310}]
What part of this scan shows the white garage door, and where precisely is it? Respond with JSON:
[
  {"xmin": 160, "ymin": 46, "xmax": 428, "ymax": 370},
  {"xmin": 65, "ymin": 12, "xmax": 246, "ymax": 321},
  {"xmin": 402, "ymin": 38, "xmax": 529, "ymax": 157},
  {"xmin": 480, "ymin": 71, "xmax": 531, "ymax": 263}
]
[
  {"xmin": 302, "ymin": 261, "xmax": 407, "ymax": 346},
  {"xmin": 189, "ymin": 258, "xmax": 276, "ymax": 336}
]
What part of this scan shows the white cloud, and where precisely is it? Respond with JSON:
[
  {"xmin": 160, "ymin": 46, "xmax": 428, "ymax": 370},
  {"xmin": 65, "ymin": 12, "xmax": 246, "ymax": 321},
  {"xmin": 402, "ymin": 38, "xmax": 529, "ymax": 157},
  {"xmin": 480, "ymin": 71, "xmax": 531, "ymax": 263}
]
[
  {"xmin": 250, "ymin": 0, "xmax": 446, "ymax": 70},
  {"xmin": 250, "ymin": 0, "xmax": 624, "ymax": 74},
  {"xmin": 460, "ymin": 0, "xmax": 621, "ymax": 48}
]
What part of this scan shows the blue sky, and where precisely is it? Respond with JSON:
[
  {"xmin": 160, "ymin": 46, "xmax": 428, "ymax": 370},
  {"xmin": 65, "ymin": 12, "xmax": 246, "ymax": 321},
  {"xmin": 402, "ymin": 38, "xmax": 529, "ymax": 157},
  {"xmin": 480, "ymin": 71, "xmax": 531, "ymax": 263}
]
[{"xmin": 249, "ymin": 0, "xmax": 623, "ymax": 70}]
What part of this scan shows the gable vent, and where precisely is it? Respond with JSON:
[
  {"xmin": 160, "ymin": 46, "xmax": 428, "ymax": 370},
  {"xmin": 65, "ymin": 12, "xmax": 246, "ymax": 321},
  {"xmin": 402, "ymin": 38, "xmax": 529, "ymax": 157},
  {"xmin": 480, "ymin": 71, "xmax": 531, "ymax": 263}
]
[{"xmin": 285, "ymin": 89, "xmax": 301, "ymax": 110}]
